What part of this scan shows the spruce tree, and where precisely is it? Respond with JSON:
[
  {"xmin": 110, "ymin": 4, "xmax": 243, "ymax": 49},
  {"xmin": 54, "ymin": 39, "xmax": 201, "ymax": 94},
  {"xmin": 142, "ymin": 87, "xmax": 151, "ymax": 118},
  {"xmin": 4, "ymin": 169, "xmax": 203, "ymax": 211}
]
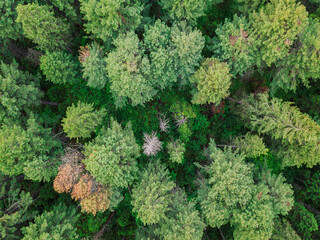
[
  {"xmin": 105, "ymin": 31, "xmax": 156, "ymax": 107},
  {"xmin": 62, "ymin": 101, "xmax": 106, "ymax": 139},
  {"xmin": 83, "ymin": 118, "xmax": 140, "ymax": 189},
  {"xmin": 0, "ymin": 61, "xmax": 42, "ymax": 123},
  {"xmin": 80, "ymin": 0, "xmax": 143, "ymax": 41},
  {"xmin": 21, "ymin": 204, "xmax": 79, "ymax": 240},
  {"xmin": 190, "ymin": 58, "xmax": 232, "ymax": 105},
  {"xmin": 233, "ymin": 133, "xmax": 268, "ymax": 158},
  {"xmin": 16, "ymin": 3, "xmax": 71, "ymax": 51},
  {"xmin": 131, "ymin": 161, "xmax": 175, "ymax": 225},
  {"xmin": 40, "ymin": 51, "xmax": 78, "ymax": 85},
  {"xmin": 215, "ymin": 15, "xmax": 257, "ymax": 76},
  {"xmin": 79, "ymin": 43, "xmax": 108, "ymax": 89},
  {"xmin": 167, "ymin": 139, "xmax": 185, "ymax": 164}
]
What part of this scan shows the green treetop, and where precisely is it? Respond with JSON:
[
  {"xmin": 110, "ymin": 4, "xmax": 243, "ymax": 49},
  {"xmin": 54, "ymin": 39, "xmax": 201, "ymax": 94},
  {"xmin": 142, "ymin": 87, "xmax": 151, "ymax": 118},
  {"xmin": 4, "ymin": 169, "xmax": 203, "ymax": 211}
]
[
  {"xmin": 79, "ymin": 43, "xmax": 108, "ymax": 89},
  {"xmin": 198, "ymin": 140, "xmax": 254, "ymax": 228},
  {"xmin": 0, "ymin": 115, "xmax": 62, "ymax": 181},
  {"xmin": 250, "ymin": 0, "xmax": 308, "ymax": 67},
  {"xmin": 170, "ymin": 22, "xmax": 205, "ymax": 86},
  {"xmin": 131, "ymin": 161, "xmax": 175, "ymax": 225},
  {"xmin": 0, "ymin": 61, "xmax": 42, "ymax": 124},
  {"xmin": 233, "ymin": 133, "xmax": 269, "ymax": 158},
  {"xmin": 21, "ymin": 204, "xmax": 79, "ymax": 240},
  {"xmin": 16, "ymin": 3, "xmax": 71, "ymax": 51},
  {"xmin": 105, "ymin": 31, "xmax": 156, "ymax": 107},
  {"xmin": 40, "ymin": 51, "xmax": 78, "ymax": 85},
  {"xmin": 190, "ymin": 58, "xmax": 232, "ymax": 105},
  {"xmin": 80, "ymin": 0, "xmax": 142, "ymax": 41},
  {"xmin": 167, "ymin": 139, "xmax": 186, "ymax": 164},
  {"xmin": 62, "ymin": 101, "xmax": 106, "ymax": 139},
  {"xmin": 0, "ymin": 0, "xmax": 24, "ymax": 40},
  {"xmin": 159, "ymin": 0, "xmax": 214, "ymax": 25},
  {"xmin": 156, "ymin": 189, "xmax": 205, "ymax": 240},
  {"xmin": 240, "ymin": 93, "xmax": 320, "ymax": 167},
  {"xmin": 215, "ymin": 15, "xmax": 257, "ymax": 76},
  {"xmin": 83, "ymin": 118, "xmax": 140, "ymax": 189}
]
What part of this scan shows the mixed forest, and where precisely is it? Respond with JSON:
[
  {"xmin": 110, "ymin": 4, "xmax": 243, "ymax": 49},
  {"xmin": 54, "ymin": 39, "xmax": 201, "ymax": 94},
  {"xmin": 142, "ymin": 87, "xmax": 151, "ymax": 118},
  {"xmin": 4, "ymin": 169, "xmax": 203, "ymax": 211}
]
[{"xmin": 1, "ymin": 0, "xmax": 320, "ymax": 239}]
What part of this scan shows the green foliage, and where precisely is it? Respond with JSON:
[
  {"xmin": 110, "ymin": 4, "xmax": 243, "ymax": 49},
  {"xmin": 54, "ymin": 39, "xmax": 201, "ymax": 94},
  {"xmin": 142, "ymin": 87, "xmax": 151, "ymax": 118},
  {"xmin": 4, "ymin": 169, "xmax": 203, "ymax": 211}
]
[
  {"xmin": 156, "ymin": 189, "xmax": 205, "ymax": 240},
  {"xmin": 159, "ymin": 0, "xmax": 214, "ymax": 25},
  {"xmin": 0, "ymin": 61, "xmax": 42, "ymax": 123},
  {"xmin": 16, "ymin": 3, "xmax": 71, "ymax": 51},
  {"xmin": 80, "ymin": 0, "xmax": 143, "ymax": 41},
  {"xmin": 131, "ymin": 161, "xmax": 175, "ymax": 225},
  {"xmin": 271, "ymin": 218, "xmax": 301, "ymax": 240},
  {"xmin": 50, "ymin": 0, "xmax": 79, "ymax": 22},
  {"xmin": 234, "ymin": 133, "xmax": 268, "ymax": 158},
  {"xmin": 80, "ymin": 43, "xmax": 108, "ymax": 89},
  {"xmin": 191, "ymin": 57, "xmax": 232, "ymax": 105},
  {"xmin": 289, "ymin": 202, "xmax": 318, "ymax": 239},
  {"xmin": 40, "ymin": 51, "xmax": 78, "ymax": 84},
  {"xmin": 0, "ymin": 115, "xmax": 62, "ymax": 181},
  {"xmin": 215, "ymin": 15, "xmax": 257, "ymax": 76},
  {"xmin": 250, "ymin": 0, "xmax": 308, "ymax": 67},
  {"xmin": 105, "ymin": 31, "xmax": 156, "ymax": 107},
  {"xmin": 21, "ymin": 204, "xmax": 79, "ymax": 240},
  {"xmin": 240, "ymin": 93, "xmax": 320, "ymax": 167},
  {"xmin": 305, "ymin": 171, "xmax": 320, "ymax": 205},
  {"xmin": 198, "ymin": 140, "xmax": 254, "ymax": 228},
  {"xmin": 167, "ymin": 139, "xmax": 186, "ymax": 164},
  {"xmin": 170, "ymin": 22, "xmax": 205, "ymax": 85},
  {"xmin": 62, "ymin": 101, "xmax": 106, "ymax": 139},
  {"xmin": 83, "ymin": 118, "xmax": 140, "ymax": 188},
  {"xmin": 0, "ymin": 0, "xmax": 23, "ymax": 40},
  {"xmin": 0, "ymin": 176, "xmax": 36, "ymax": 239}
]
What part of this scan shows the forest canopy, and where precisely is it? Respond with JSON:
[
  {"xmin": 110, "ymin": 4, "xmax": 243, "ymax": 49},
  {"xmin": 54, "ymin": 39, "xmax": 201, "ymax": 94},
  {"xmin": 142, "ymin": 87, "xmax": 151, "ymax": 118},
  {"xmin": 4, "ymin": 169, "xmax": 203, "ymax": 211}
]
[{"xmin": 1, "ymin": 0, "xmax": 320, "ymax": 239}]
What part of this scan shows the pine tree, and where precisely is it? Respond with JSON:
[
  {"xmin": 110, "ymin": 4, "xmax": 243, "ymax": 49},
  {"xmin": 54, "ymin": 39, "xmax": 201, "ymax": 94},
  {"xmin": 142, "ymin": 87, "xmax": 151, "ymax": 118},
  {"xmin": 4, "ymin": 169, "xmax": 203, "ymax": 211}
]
[
  {"xmin": 190, "ymin": 58, "xmax": 232, "ymax": 105},
  {"xmin": 250, "ymin": 0, "xmax": 308, "ymax": 67},
  {"xmin": 105, "ymin": 31, "xmax": 156, "ymax": 107},
  {"xmin": 271, "ymin": 218, "xmax": 301, "ymax": 240},
  {"xmin": 40, "ymin": 51, "xmax": 78, "ymax": 85},
  {"xmin": 215, "ymin": 15, "xmax": 257, "ymax": 76},
  {"xmin": 0, "ymin": 115, "xmax": 62, "ymax": 181},
  {"xmin": 156, "ymin": 189, "xmax": 205, "ymax": 240},
  {"xmin": 79, "ymin": 43, "xmax": 108, "ymax": 89},
  {"xmin": 21, "ymin": 204, "xmax": 79, "ymax": 240},
  {"xmin": 0, "ymin": 61, "xmax": 42, "ymax": 123},
  {"xmin": 131, "ymin": 161, "xmax": 175, "ymax": 225},
  {"xmin": 198, "ymin": 140, "xmax": 255, "ymax": 228},
  {"xmin": 240, "ymin": 93, "xmax": 320, "ymax": 167},
  {"xmin": 233, "ymin": 133, "xmax": 268, "ymax": 158},
  {"xmin": 50, "ymin": 0, "xmax": 79, "ymax": 22},
  {"xmin": 83, "ymin": 118, "xmax": 140, "ymax": 189},
  {"xmin": 62, "ymin": 101, "xmax": 106, "ymax": 139},
  {"xmin": 16, "ymin": 3, "xmax": 71, "ymax": 51},
  {"xmin": 79, "ymin": 0, "xmax": 143, "ymax": 41}
]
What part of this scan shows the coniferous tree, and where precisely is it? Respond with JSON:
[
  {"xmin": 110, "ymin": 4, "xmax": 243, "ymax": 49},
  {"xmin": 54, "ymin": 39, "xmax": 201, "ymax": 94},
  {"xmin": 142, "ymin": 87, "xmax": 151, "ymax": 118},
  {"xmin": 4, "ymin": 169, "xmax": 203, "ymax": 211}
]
[
  {"xmin": 16, "ymin": 3, "xmax": 71, "ymax": 51},
  {"xmin": 271, "ymin": 218, "xmax": 301, "ymax": 240},
  {"xmin": 106, "ymin": 31, "xmax": 156, "ymax": 107},
  {"xmin": 131, "ymin": 161, "xmax": 175, "ymax": 225},
  {"xmin": 80, "ymin": 0, "xmax": 143, "ymax": 41},
  {"xmin": 0, "ymin": 176, "xmax": 36, "ymax": 240},
  {"xmin": 62, "ymin": 101, "xmax": 106, "ymax": 139},
  {"xmin": 240, "ymin": 93, "xmax": 320, "ymax": 167},
  {"xmin": 21, "ymin": 204, "xmax": 79, "ymax": 240},
  {"xmin": 0, "ymin": 115, "xmax": 62, "ymax": 181},
  {"xmin": 156, "ymin": 189, "xmax": 205, "ymax": 240},
  {"xmin": 215, "ymin": 15, "xmax": 257, "ymax": 76},
  {"xmin": 190, "ymin": 58, "xmax": 232, "ymax": 105},
  {"xmin": 50, "ymin": 0, "xmax": 79, "ymax": 22},
  {"xmin": 40, "ymin": 51, "xmax": 78, "ymax": 85},
  {"xmin": 233, "ymin": 133, "xmax": 268, "ymax": 158},
  {"xmin": 167, "ymin": 139, "xmax": 185, "ymax": 164},
  {"xmin": 79, "ymin": 43, "xmax": 108, "ymax": 89},
  {"xmin": 0, "ymin": 61, "xmax": 42, "ymax": 123},
  {"xmin": 83, "ymin": 118, "xmax": 140, "ymax": 188}
]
